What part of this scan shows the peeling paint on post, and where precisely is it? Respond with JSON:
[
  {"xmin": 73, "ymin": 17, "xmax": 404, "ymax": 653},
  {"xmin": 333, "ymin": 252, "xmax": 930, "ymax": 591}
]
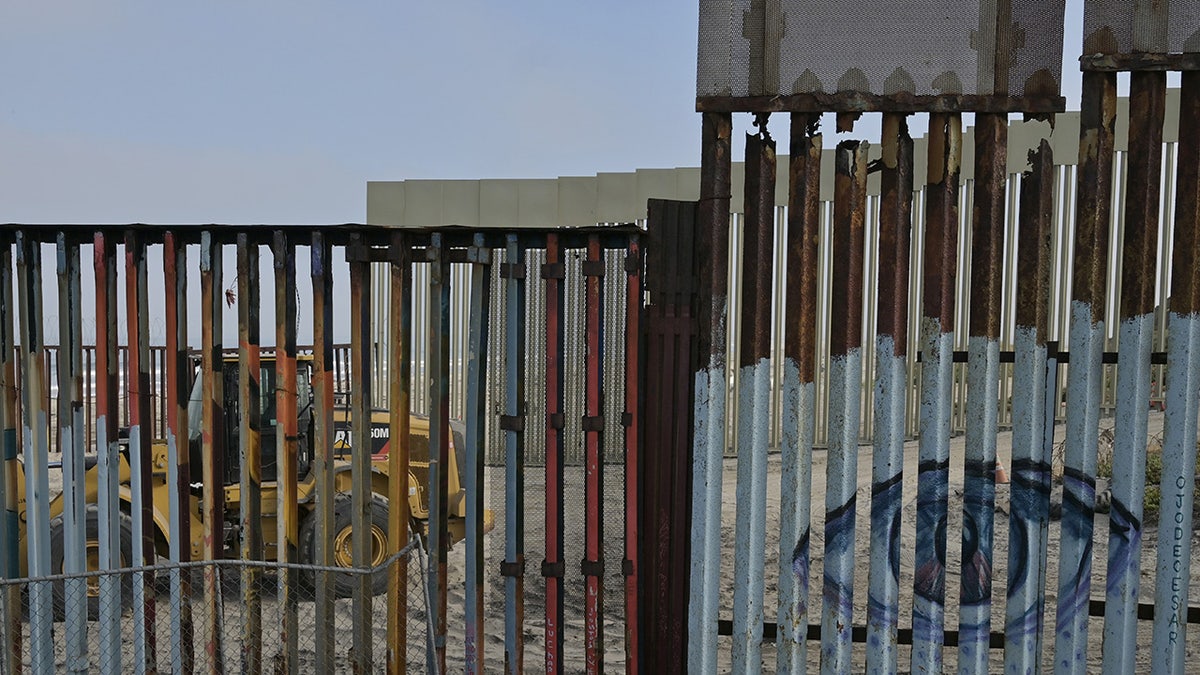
[
  {"xmin": 94, "ymin": 231, "xmax": 124, "ymax": 672},
  {"xmin": 57, "ymin": 233, "xmax": 90, "ymax": 674},
  {"xmin": 385, "ymin": 231, "xmax": 413, "ymax": 675},
  {"xmin": 499, "ymin": 233, "xmax": 527, "ymax": 674},
  {"xmin": 1053, "ymin": 70, "xmax": 1116, "ymax": 675},
  {"xmin": 347, "ymin": 232, "xmax": 374, "ymax": 674},
  {"xmin": 163, "ymin": 230, "xmax": 196, "ymax": 675},
  {"xmin": 778, "ymin": 112, "xmax": 820, "ymax": 674},
  {"xmin": 732, "ymin": 123, "xmax": 775, "ymax": 675},
  {"xmin": 1101, "ymin": 69, "xmax": 1166, "ymax": 675},
  {"xmin": 310, "ymin": 233, "xmax": 337, "ymax": 674},
  {"xmin": 622, "ymin": 235, "xmax": 642, "ymax": 675},
  {"xmin": 821, "ymin": 140, "xmax": 867, "ymax": 675},
  {"xmin": 912, "ymin": 112, "xmax": 961, "ymax": 674},
  {"xmin": 867, "ymin": 113, "xmax": 912, "ymax": 675},
  {"xmin": 464, "ymin": 233, "xmax": 491, "ymax": 674},
  {"xmin": 957, "ymin": 112, "xmax": 1006, "ymax": 670},
  {"xmin": 1004, "ymin": 137, "xmax": 1055, "ymax": 674},
  {"xmin": 689, "ymin": 111, "xmax": 732, "ymax": 675},
  {"xmin": 582, "ymin": 234, "xmax": 605, "ymax": 674},
  {"xmin": 200, "ymin": 230, "xmax": 227, "ymax": 674},
  {"xmin": 0, "ymin": 234, "xmax": 18, "ymax": 673},
  {"xmin": 428, "ymin": 232, "xmax": 453, "ymax": 675},
  {"xmin": 237, "ymin": 234, "xmax": 264, "ymax": 674},
  {"xmin": 274, "ymin": 231, "xmax": 301, "ymax": 675},
  {"xmin": 1151, "ymin": 69, "xmax": 1200, "ymax": 675}
]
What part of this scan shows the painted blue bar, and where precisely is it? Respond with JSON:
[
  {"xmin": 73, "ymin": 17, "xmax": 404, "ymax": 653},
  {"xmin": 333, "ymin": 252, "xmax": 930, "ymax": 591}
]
[
  {"xmin": 502, "ymin": 234, "xmax": 527, "ymax": 675},
  {"xmin": 777, "ymin": 366, "xmax": 814, "ymax": 674},
  {"xmin": 867, "ymin": 343, "xmax": 904, "ymax": 674}
]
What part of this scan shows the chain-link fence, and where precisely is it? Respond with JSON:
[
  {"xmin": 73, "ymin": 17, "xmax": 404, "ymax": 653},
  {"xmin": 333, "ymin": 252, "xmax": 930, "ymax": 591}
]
[{"xmin": 0, "ymin": 537, "xmax": 432, "ymax": 674}]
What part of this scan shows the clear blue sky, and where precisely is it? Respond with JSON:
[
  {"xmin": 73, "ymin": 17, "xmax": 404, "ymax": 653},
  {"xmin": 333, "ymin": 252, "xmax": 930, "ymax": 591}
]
[{"xmin": 1, "ymin": 1, "xmax": 1108, "ymax": 227}]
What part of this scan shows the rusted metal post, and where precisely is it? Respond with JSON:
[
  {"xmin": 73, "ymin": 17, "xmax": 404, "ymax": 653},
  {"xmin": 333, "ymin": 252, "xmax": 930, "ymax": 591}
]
[
  {"xmin": 310, "ymin": 233, "xmax": 337, "ymax": 674},
  {"xmin": 822, "ymin": 140, "xmax": 867, "ymax": 674},
  {"xmin": 1101, "ymin": 69, "xmax": 1166, "ymax": 674},
  {"xmin": 689, "ymin": 111, "xmax": 732, "ymax": 675},
  {"xmin": 957, "ymin": 112, "xmax": 1007, "ymax": 670},
  {"xmin": 732, "ymin": 122, "xmax": 775, "ymax": 674},
  {"xmin": 199, "ymin": 230, "xmax": 226, "ymax": 674},
  {"xmin": 57, "ymin": 233, "xmax": 89, "ymax": 674},
  {"xmin": 125, "ymin": 230, "xmax": 157, "ymax": 671},
  {"xmin": 273, "ymin": 231, "xmax": 300, "ymax": 674},
  {"xmin": 347, "ymin": 233, "xmax": 374, "ymax": 674},
  {"xmin": 236, "ymin": 234, "xmax": 264, "ymax": 674},
  {"xmin": 866, "ymin": 114, "xmax": 912, "ymax": 675},
  {"xmin": 1151, "ymin": 69, "xmax": 1200, "ymax": 673},
  {"xmin": 0, "ymin": 234, "xmax": 18, "ymax": 673},
  {"xmin": 94, "ymin": 231, "xmax": 124, "ymax": 671},
  {"xmin": 427, "ymin": 233, "xmax": 452, "ymax": 675},
  {"xmin": 16, "ymin": 231, "xmax": 53, "ymax": 673},
  {"xmin": 583, "ymin": 233, "xmax": 606, "ymax": 674},
  {"xmin": 385, "ymin": 231, "xmax": 413, "ymax": 675},
  {"xmin": 500, "ymin": 233, "xmax": 526, "ymax": 675},
  {"xmin": 778, "ymin": 112, "xmax": 820, "ymax": 674},
  {"xmin": 1054, "ymin": 70, "xmax": 1116, "ymax": 674},
  {"xmin": 912, "ymin": 112, "xmax": 961, "ymax": 674},
  {"xmin": 163, "ymin": 230, "xmax": 196, "ymax": 675},
  {"xmin": 464, "ymin": 233, "xmax": 491, "ymax": 674},
  {"xmin": 1003, "ymin": 135, "xmax": 1055, "ymax": 673},
  {"xmin": 623, "ymin": 234, "xmax": 642, "ymax": 675},
  {"xmin": 543, "ymin": 232, "xmax": 566, "ymax": 674}
]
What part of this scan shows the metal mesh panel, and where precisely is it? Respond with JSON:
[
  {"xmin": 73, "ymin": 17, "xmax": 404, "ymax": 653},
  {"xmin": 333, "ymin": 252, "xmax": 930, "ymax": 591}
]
[
  {"xmin": 697, "ymin": 0, "xmax": 1065, "ymax": 98},
  {"xmin": 1083, "ymin": 0, "xmax": 1200, "ymax": 54}
]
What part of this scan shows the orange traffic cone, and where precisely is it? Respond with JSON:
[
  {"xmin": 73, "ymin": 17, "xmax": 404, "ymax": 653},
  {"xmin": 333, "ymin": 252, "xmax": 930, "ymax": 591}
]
[{"xmin": 995, "ymin": 459, "xmax": 1009, "ymax": 484}]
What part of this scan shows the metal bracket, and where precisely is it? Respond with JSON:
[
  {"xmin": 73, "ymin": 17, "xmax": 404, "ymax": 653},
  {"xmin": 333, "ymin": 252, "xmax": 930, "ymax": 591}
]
[
  {"xmin": 541, "ymin": 560, "xmax": 565, "ymax": 578},
  {"xmin": 500, "ymin": 557, "xmax": 526, "ymax": 577},
  {"xmin": 580, "ymin": 558, "xmax": 604, "ymax": 578},
  {"xmin": 622, "ymin": 559, "xmax": 635, "ymax": 577},
  {"xmin": 500, "ymin": 262, "xmax": 526, "ymax": 280},
  {"xmin": 621, "ymin": 412, "xmax": 633, "ymax": 427},
  {"xmin": 499, "ymin": 414, "xmax": 525, "ymax": 432},
  {"xmin": 624, "ymin": 254, "xmax": 641, "ymax": 274},
  {"xmin": 548, "ymin": 412, "xmax": 565, "ymax": 430},
  {"xmin": 581, "ymin": 260, "xmax": 606, "ymax": 278},
  {"xmin": 581, "ymin": 415, "xmax": 604, "ymax": 432},
  {"xmin": 541, "ymin": 261, "xmax": 566, "ymax": 279}
]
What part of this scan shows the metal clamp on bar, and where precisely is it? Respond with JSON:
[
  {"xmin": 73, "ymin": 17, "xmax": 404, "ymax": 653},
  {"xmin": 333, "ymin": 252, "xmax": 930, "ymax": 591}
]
[
  {"xmin": 624, "ymin": 253, "xmax": 641, "ymax": 274},
  {"xmin": 582, "ymin": 415, "xmax": 604, "ymax": 432},
  {"xmin": 621, "ymin": 412, "xmax": 633, "ymax": 427},
  {"xmin": 500, "ymin": 557, "xmax": 526, "ymax": 577},
  {"xmin": 499, "ymin": 262, "xmax": 526, "ymax": 279},
  {"xmin": 466, "ymin": 235, "xmax": 490, "ymax": 264},
  {"xmin": 541, "ymin": 560, "xmax": 565, "ymax": 578},
  {"xmin": 499, "ymin": 414, "xmax": 525, "ymax": 432},
  {"xmin": 581, "ymin": 260, "xmax": 606, "ymax": 277},
  {"xmin": 548, "ymin": 412, "xmax": 565, "ymax": 429},
  {"xmin": 541, "ymin": 261, "xmax": 566, "ymax": 279},
  {"xmin": 580, "ymin": 558, "xmax": 604, "ymax": 578},
  {"xmin": 622, "ymin": 559, "xmax": 635, "ymax": 577}
]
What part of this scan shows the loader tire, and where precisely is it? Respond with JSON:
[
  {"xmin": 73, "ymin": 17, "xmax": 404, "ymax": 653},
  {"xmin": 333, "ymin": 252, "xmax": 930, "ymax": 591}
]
[
  {"xmin": 48, "ymin": 505, "xmax": 134, "ymax": 621},
  {"xmin": 299, "ymin": 492, "xmax": 390, "ymax": 598}
]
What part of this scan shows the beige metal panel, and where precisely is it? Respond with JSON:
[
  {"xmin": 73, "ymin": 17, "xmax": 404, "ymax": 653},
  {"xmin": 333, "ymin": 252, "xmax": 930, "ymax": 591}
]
[
  {"xmin": 442, "ymin": 181, "xmax": 481, "ymax": 227},
  {"xmin": 517, "ymin": 179, "xmax": 559, "ymax": 228},
  {"xmin": 596, "ymin": 172, "xmax": 639, "ymax": 223},
  {"xmin": 637, "ymin": 169, "xmax": 686, "ymax": 214},
  {"xmin": 479, "ymin": 179, "xmax": 520, "ymax": 228},
  {"xmin": 404, "ymin": 180, "xmax": 448, "ymax": 227},
  {"xmin": 1008, "ymin": 118, "xmax": 1056, "ymax": 174},
  {"xmin": 365, "ymin": 182, "xmax": 405, "ymax": 225},
  {"xmin": 675, "ymin": 167, "xmax": 703, "ymax": 202},
  {"xmin": 558, "ymin": 176, "xmax": 599, "ymax": 227}
]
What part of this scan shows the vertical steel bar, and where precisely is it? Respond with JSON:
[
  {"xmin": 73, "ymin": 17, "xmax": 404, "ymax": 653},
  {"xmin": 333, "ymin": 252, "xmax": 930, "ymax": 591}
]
[
  {"xmin": 500, "ymin": 233, "xmax": 526, "ymax": 675},
  {"xmin": 690, "ymin": 111, "xmax": 732, "ymax": 675},
  {"xmin": 623, "ymin": 234, "xmax": 642, "ymax": 675},
  {"xmin": 0, "ymin": 234, "xmax": 17, "ymax": 673},
  {"xmin": 1004, "ymin": 136, "xmax": 1055, "ymax": 673},
  {"xmin": 957, "ymin": 112, "xmax": 1007, "ymax": 671},
  {"xmin": 273, "ymin": 231, "xmax": 300, "ymax": 674},
  {"xmin": 163, "ymin": 230, "xmax": 195, "ymax": 675},
  {"xmin": 236, "ymin": 234, "xmax": 263, "ymax": 674},
  {"xmin": 912, "ymin": 112, "xmax": 962, "ymax": 674},
  {"xmin": 424, "ymin": 234, "xmax": 452, "ymax": 673},
  {"xmin": 347, "ymin": 233, "xmax": 373, "ymax": 674},
  {"xmin": 778, "ymin": 112, "xmax": 821, "ymax": 674},
  {"xmin": 1151, "ymin": 69, "xmax": 1200, "ymax": 673},
  {"xmin": 821, "ymin": 140, "xmax": 867, "ymax": 675},
  {"xmin": 16, "ymin": 231, "xmax": 53, "ymax": 674},
  {"xmin": 57, "ymin": 233, "xmax": 89, "ymax": 674},
  {"xmin": 1053, "ymin": 70, "xmax": 1117, "ymax": 675},
  {"xmin": 866, "ymin": 114, "xmax": 912, "ymax": 675},
  {"xmin": 464, "ymin": 233, "xmax": 491, "ymax": 673},
  {"xmin": 732, "ymin": 125, "xmax": 776, "ymax": 674},
  {"xmin": 199, "ymin": 230, "xmax": 226, "ymax": 675},
  {"xmin": 385, "ymin": 231, "xmax": 413, "ymax": 675},
  {"xmin": 1101, "ymin": 69, "xmax": 1166, "ymax": 674},
  {"xmin": 94, "ymin": 231, "xmax": 123, "ymax": 673},
  {"xmin": 543, "ymin": 232, "xmax": 566, "ymax": 674},
  {"xmin": 583, "ymin": 234, "xmax": 606, "ymax": 674},
  {"xmin": 310, "ymin": 233, "xmax": 337, "ymax": 674},
  {"xmin": 125, "ymin": 230, "xmax": 157, "ymax": 672}
]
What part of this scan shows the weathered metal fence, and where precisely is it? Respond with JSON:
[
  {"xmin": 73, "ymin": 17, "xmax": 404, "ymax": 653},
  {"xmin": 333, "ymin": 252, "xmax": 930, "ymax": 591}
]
[{"xmin": 0, "ymin": 225, "xmax": 644, "ymax": 674}]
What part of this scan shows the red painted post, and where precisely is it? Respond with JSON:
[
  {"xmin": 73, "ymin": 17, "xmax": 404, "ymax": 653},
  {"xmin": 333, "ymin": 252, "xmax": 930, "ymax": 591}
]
[
  {"xmin": 583, "ymin": 234, "xmax": 606, "ymax": 673},
  {"xmin": 543, "ymin": 232, "xmax": 566, "ymax": 674},
  {"xmin": 623, "ymin": 236, "xmax": 642, "ymax": 674}
]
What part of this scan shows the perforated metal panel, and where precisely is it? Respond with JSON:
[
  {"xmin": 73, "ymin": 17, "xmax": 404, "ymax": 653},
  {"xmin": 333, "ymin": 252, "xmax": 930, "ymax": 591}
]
[
  {"xmin": 696, "ymin": 0, "xmax": 1065, "ymax": 102},
  {"xmin": 1083, "ymin": 0, "xmax": 1200, "ymax": 54}
]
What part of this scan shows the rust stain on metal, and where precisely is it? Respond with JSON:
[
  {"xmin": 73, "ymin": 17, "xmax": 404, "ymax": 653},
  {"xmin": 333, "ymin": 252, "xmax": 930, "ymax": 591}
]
[
  {"xmin": 876, "ymin": 114, "xmax": 913, "ymax": 353},
  {"xmin": 697, "ymin": 112, "xmax": 733, "ymax": 364},
  {"xmin": 1016, "ymin": 139, "xmax": 1056, "ymax": 340},
  {"xmin": 386, "ymin": 231, "xmax": 412, "ymax": 675},
  {"xmin": 1072, "ymin": 72, "xmax": 1118, "ymax": 319},
  {"xmin": 1119, "ymin": 71, "xmax": 1167, "ymax": 321},
  {"xmin": 740, "ymin": 126, "xmax": 777, "ymax": 368},
  {"xmin": 830, "ymin": 140, "xmax": 868, "ymax": 355},
  {"xmin": 1170, "ymin": 72, "xmax": 1200, "ymax": 316},
  {"xmin": 922, "ymin": 113, "xmax": 963, "ymax": 326},
  {"xmin": 968, "ymin": 114, "xmax": 1008, "ymax": 340},
  {"xmin": 786, "ymin": 113, "xmax": 822, "ymax": 381}
]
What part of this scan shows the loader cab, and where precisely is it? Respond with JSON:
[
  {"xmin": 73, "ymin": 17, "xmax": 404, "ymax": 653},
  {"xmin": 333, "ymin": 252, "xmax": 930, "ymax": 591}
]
[{"xmin": 186, "ymin": 358, "xmax": 314, "ymax": 487}]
